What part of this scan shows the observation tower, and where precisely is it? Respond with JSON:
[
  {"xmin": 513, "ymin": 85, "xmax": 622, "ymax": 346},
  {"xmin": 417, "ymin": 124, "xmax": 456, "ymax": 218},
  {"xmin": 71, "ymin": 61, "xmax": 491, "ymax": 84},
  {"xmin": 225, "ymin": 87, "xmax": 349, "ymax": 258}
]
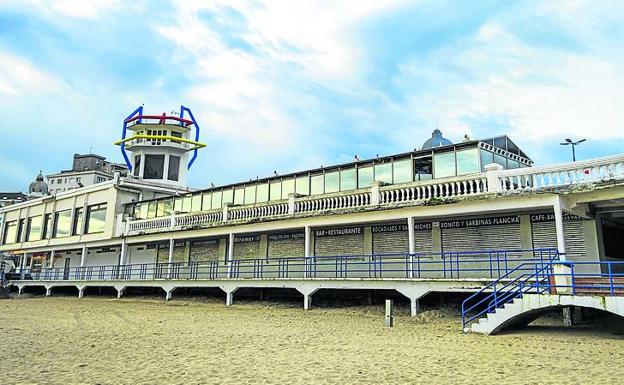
[{"xmin": 114, "ymin": 106, "xmax": 205, "ymax": 188}]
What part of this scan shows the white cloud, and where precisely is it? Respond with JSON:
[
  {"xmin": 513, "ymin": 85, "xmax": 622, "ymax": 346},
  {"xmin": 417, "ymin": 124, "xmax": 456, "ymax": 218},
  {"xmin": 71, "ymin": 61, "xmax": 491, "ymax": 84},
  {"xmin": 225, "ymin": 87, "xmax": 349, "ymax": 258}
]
[
  {"xmin": 0, "ymin": 51, "xmax": 64, "ymax": 96},
  {"xmin": 19, "ymin": 0, "xmax": 121, "ymax": 19}
]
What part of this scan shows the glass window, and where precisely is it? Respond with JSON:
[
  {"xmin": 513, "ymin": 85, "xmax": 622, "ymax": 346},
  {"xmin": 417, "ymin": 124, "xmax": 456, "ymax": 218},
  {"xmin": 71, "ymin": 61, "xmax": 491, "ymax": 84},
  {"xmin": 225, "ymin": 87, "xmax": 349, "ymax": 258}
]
[
  {"xmin": 324, "ymin": 171, "xmax": 339, "ymax": 193},
  {"xmin": 222, "ymin": 189, "xmax": 233, "ymax": 205},
  {"xmin": 270, "ymin": 181, "xmax": 281, "ymax": 201},
  {"xmin": 493, "ymin": 137, "xmax": 507, "ymax": 150},
  {"xmin": 508, "ymin": 159, "xmax": 519, "ymax": 169},
  {"xmin": 26, "ymin": 215, "xmax": 42, "ymax": 242},
  {"xmin": 139, "ymin": 204, "xmax": 148, "ymax": 219},
  {"xmin": 414, "ymin": 157, "xmax": 433, "ymax": 181},
  {"xmin": 144, "ymin": 155, "xmax": 165, "ymax": 179},
  {"xmin": 133, "ymin": 155, "xmax": 141, "ymax": 177},
  {"xmin": 212, "ymin": 191, "xmax": 223, "ymax": 208},
  {"xmin": 494, "ymin": 154, "xmax": 507, "ymax": 168},
  {"xmin": 393, "ymin": 159, "xmax": 412, "ymax": 184},
  {"xmin": 85, "ymin": 204, "xmax": 107, "ymax": 234},
  {"xmin": 256, "ymin": 183, "xmax": 269, "ymax": 202},
  {"xmin": 42, "ymin": 214, "xmax": 52, "ymax": 239},
  {"xmin": 53, "ymin": 210, "xmax": 72, "ymax": 238},
  {"xmin": 340, "ymin": 168, "xmax": 357, "ymax": 191},
  {"xmin": 147, "ymin": 201, "xmax": 158, "ymax": 218},
  {"xmin": 168, "ymin": 155, "xmax": 180, "ymax": 181},
  {"xmin": 281, "ymin": 178, "xmax": 295, "ymax": 199},
  {"xmin": 2, "ymin": 221, "xmax": 17, "ymax": 244},
  {"xmin": 174, "ymin": 198, "xmax": 183, "ymax": 213},
  {"xmin": 191, "ymin": 194, "xmax": 202, "ymax": 211},
  {"xmin": 157, "ymin": 200, "xmax": 166, "ymax": 217},
  {"xmin": 295, "ymin": 176, "xmax": 309, "ymax": 195},
  {"xmin": 244, "ymin": 185, "xmax": 256, "ymax": 204},
  {"xmin": 310, "ymin": 174, "xmax": 324, "ymax": 195},
  {"xmin": 202, "ymin": 193, "xmax": 212, "ymax": 210},
  {"xmin": 234, "ymin": 187, "xmax": 245, "ymax": 205},
  {"xmin": 358, "ymin": 166, "xmax": 374, "ymax": 188},
  {"xmin": 16, "ymin": 219, "xmax": 24, "ymax": 242},
  {"xmin": 433, "ymin": 152, "xmax": 456, "ymax": 178},
  {"xmin": 456, "ymin": 148, "xmax": 480, "ymax": 175},
  {"xmin": 182, "ymin": 196, "xmax": 192, "ymax": 212},
  {"xmin": 72, "ymin": 208, "xmax": 83, "ymax": 235},
  {"xmin": 480, "ymin": 149, "xmax": 494, "ymax": 171},
  {"xmin": 374, "ymin": 163, "xmax": 393, "ymax": 184}
]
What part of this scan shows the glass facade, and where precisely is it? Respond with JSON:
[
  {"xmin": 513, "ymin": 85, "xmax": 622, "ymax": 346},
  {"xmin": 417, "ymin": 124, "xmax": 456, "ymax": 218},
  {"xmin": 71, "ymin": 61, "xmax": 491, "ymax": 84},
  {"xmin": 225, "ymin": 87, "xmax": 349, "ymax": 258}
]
[
  {"xmin": 86, "ymin": 204, "xmax": 107, "ymax": 234},
  {"xmin": 374, "ymin": 163, "xmax": 393, "ymax": 184},
  {"xmin": 295, "ymin": 176, "xmax": 309, "ymax": 195},
  {"xmin": 310, "ymin": 174, "xmax": 324, "ymax": 195},
  {"xmin": 433, "ymin": 152, "xmax": 456, "ymax": 178},
  {"xmin": 54, "ymin": 210, "xmax": 72, "ymax": 238},
  {"xmin": 2, "ymin": 221, "xmax": 17, "ymax": 244},
  {"xmin": 324, "ymin": 171, "xmax": 339, "ymax": 193},
  {"xmin": 340, "ymin": 168, "xmax": 356, "ymax": 190},
  {"xmin": 393, "ymin": 159, "xmax": 412, "ymax": 183},
  {"xmin": 456, "ymin": 148, "xmax": 480, "ymax": 175},
  {"xmin": 256, "ymin": 183, "xmax": 269, "ymax": 202},
  {"xmin": 281, "ymin": 178, "xmax": 295, "ymax": 199},
  {"xmin": 26, "ymin": 215, "xmax": 42, "ymax": 241},
  {"xmin": 358, "ymin": 166, "xmax": 374, "ymax": 188},
  {"xmin": 244, "ymin": 185, "xmax": 256, "ymax": 204}
]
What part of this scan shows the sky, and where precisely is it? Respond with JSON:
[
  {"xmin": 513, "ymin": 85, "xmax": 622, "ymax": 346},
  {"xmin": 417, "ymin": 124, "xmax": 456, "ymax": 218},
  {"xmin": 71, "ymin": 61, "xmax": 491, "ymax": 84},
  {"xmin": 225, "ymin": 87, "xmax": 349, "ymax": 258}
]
[{"xmin": 0, "ymin": 0, "xmax": 623, "ymax": 192}]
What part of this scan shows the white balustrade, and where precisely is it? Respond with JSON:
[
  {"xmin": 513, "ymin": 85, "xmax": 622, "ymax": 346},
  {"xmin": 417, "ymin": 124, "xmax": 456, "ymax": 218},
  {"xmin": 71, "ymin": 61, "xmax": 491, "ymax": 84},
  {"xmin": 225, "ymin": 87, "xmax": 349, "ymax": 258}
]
[
  {"xmin": 295, "ymin": 191, "xmax": 371, "ymax": 213},
  {"xmin": 379, "ymin": 176, "xmax": 488, "ymax": 204},
  {"xmin": 497, "ymin": 154, "xmax": 624, "ymax": 192}
]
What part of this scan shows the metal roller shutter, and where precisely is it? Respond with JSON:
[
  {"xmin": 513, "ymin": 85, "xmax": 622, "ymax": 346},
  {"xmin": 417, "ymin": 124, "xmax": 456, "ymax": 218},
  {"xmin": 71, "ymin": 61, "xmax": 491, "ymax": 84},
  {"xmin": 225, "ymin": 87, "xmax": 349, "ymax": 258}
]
[
  {"xmin": 233, "ymin": 235, "xmax": 262, "ymax": 259},
  {"xmin": 190, "ymin": 240, "xmax": 221, "ymax": 262},
  {"xmin": 314, "ymin": 227, "xmax": 365, "ymax": 256},
  {"xmin": 414, "ymin": 230, "xmax": 433, "ymax": 254},
  {"xmin": 268, "ymin": 234, "xmax": 305, "ymax": 258},
  {"xmin": 531, "ymin": 220, "xmax": 587, "ymax": 260},
  {"xmin": 373, "ymin": 231, "xmax": 408, "ymax": 254},
  {"xmin": 442, "ymin": 219, "xmax": 521, "ymax": 253}
]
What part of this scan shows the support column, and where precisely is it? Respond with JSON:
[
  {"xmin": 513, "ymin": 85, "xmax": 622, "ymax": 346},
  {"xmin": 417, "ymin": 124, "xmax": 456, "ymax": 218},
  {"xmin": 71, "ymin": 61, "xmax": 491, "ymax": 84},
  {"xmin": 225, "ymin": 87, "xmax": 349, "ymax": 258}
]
[
  {"xmin": 165, "ymin": 288, "xmax": 174, "ymax": 301},
  {"xmin": 223, "ymin": 287, "xmax": 239, "ymax": 306},
  {"xmin": 168, "ymin": 238, "xmax": 174, "ymax": 264},
  {"xmin": 120, "ymin": 239, "xmax": 127, "ymax": 265},
  {"xmin": 553, "ymin": 197, "xmax": 567, "ymax": 260},
  {"xmin": 45, "ymin": 287, "xmax": 52, "ymax": 297},
  {"xmin": 407, "ymin": 216, "xmax": 416, "ymax": 279},
  {"xmin": 410, "ymin": 297, "xmax": 420, "ymax": 317},
  {"xmin": 80, "ymin": 245, "xmax": 87, "ymax": 267},
  {"xmin": 304, "ymin": 226, "xmax": 312, "ymax": 278},
  {"xmin": 78, "ymin": 287, "xmax": 85, "ymax": 298},
  {"xmin": 49, "ymin": 250, "xmax": 56, "ymax": 269},
  {"xmin": 296, "ymin": 286, "xmax": 318, "ymax": 311},
  {"xmin": 303, "ymin": 293, "xmax": 312, "ymax": 310},
  {"xmin": 228, "ymin": 233, "xmax": 234, "ymax": 262}
]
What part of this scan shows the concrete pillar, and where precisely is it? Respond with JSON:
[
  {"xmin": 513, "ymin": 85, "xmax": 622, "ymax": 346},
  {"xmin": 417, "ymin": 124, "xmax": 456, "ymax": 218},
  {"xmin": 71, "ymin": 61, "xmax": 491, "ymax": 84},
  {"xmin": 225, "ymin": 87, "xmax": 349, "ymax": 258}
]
[
  {"xmin": 371, "ymin": 181, "xmax": 382, "ymax": 205},
  {"xmin": 407, "ymin": 217, "xmax": 416, "ymax": 279},
  {"xmin": 304, "ymin": 226, "xmax": 312, "ymax": 258},
  {"xmin": 78, "ymin": 287, "xmax": 85, "ymax": 298},
  {"xmin": 168, "ymin": 238, "xmax": 174, "ymax": 264},
  {"xmin": 553, "ymin": 198, "xmax": 567, "ymax": 260},
  {"xmin": 49, "ymin": 250, "xmax": 56, "ymax": 268},
  {"xmin": 363, "ymin": 226, "xmax": 372, "ymax": 255},
  {"xmin": 410, "ymin": 297, "xmax": 420, "ymax": 317},
  {"xmin": 116, "ymin": 286, "xmax": 125, "ymax": 299},
  {"xmin": 165, "ymin": 288, "xmax": 173, "ymax": 301},
  {"xmin": 431, "ymin": 222, "xmax": 442, "ymax": 253},
  {"xmin": 296, "ymin": 286, "xmax": 318, "ymax": 310},
  {"xmin": 225, "ymin": 290, "xmax": 236, "ymax": 306},
  {"xmin": 120, "ymin": 239, "xmax": 127, "ymax": 265},
  {"xmin": 484, "ymin": 163, "xmax": 503, "ymax": 192},
  {"xmin": 80, "ymin": 245, "xmax": 87, "ymax": 267},
  {"xmin": 519, "ymin": 214, "xmax": 533, "ymax": 259},
  {"xmin": 18, "ymin": 286, "xmax": 23, "ymax": 295},
  {"xmin": 303, "ymin": 293, "xmax": 312, "ymax": 310},
  {"xmin": 228, "ymin": 233, "xmax": 235, "ymax": 262},
  {"xmin": 46, "ymin": 287, "xmax": 52, "ymax": 297}
]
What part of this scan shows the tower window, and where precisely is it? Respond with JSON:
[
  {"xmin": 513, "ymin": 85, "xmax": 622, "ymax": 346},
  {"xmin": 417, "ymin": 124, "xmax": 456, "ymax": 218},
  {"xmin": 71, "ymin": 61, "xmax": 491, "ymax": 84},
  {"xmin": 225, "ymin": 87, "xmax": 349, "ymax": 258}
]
[
  {"xmin": 144, "ymin": 155, "xmax": 165, "ymax": 179},
  {"xmin": 133, "ymin": 155, "xmax": 141, "ymax": 177},
  {"xmin": 168, "ymin": 155, "xmax": 180, "ymax": 181}
]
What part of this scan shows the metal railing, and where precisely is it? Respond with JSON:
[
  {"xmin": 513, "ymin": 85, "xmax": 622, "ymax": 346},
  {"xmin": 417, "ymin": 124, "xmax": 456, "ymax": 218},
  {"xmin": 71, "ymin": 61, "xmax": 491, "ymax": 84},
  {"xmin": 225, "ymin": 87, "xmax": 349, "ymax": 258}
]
[
  {"xmin": 461, "ymin": 259, "xmax": 624, "ymax": 329},
  {"xmin": 9, "ymin": 248, "xmax": 556, "ymax": 283}
]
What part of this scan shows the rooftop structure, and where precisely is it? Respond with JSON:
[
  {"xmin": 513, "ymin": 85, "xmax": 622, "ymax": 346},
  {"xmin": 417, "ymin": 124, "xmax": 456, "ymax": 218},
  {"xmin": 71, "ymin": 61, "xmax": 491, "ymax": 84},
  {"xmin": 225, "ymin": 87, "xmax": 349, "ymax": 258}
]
[{"xmin": 47, "ymin": 154, "xmax": 129, "ymax": 195}]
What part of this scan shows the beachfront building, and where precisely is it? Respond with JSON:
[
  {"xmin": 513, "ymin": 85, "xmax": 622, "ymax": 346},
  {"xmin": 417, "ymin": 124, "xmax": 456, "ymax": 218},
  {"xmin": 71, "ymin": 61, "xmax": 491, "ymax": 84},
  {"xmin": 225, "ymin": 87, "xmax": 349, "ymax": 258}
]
[
  {"xmin": 1, "ymin": 106, "xmax": 624, "ymax": 333},
  {"xmin": 47, "ymin": 153, "xmax": 129, "ymax": 195}
]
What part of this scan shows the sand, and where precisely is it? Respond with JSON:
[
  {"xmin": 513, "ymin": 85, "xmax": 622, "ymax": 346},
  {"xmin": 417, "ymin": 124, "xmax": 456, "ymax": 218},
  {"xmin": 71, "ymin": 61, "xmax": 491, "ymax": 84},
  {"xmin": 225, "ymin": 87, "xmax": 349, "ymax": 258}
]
[{"xmin": 1, "ymin": 296, "xmax": 623, "ymax": 385}]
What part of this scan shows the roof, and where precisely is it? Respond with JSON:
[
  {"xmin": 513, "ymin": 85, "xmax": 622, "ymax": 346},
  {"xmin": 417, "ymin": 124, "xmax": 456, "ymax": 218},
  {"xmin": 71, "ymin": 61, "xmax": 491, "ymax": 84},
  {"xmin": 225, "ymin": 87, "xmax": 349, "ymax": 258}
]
[{"xmin": 0, "ymin": 192, "xmax": 27, "ymax": 200}]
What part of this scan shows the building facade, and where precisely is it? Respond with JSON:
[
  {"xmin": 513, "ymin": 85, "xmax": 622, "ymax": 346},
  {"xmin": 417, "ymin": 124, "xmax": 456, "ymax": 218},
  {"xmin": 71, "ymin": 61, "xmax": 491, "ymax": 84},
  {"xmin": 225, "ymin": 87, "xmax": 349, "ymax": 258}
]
[
  {"xmin": 47, "ymin": 154, "xmax": 129, "ymax": 195},
  {"xmin": 1, "ymin": 108, "xmax": 623, "ymax": 315}
]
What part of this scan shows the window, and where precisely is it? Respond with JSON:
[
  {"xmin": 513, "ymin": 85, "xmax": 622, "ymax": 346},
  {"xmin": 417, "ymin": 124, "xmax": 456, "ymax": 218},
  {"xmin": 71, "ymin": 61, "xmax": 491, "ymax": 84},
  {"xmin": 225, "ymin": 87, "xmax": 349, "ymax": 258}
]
[
  {"xmin": 72, "ymin": 208, "xmax": 84, "ymax": 235},
  {"xmin": 456, "ymin": 148, "xmax": 480, "ymax": 175},
  {"xmin": 281, "ymin": 178, "xmax": 295, "ymax": 199},
  {"xmin": 244, "ymin": 185, "xmax": 256, "ymax": 204},
  {"xmin": 148, "ymin": 201, "xmax": 158, "ymax": 218},
  {"xmin": 480, "ymin": 149, "xmax": 494, "ymax": 171},
  {"xmin": 16, "ymin": 219, "xmax": 25, "ymax": 243},
  {"xmin": 202, "ymin": 193, "xmax": 212, "ymax": 210},
  {"xmin": 85, "ymin": 204, "xmax": 107, "ymax": 234},
  {"xmin": 340, "ymin": 168, "xmax": 357, "ymax": 191},
  {"xmin": 53, "ymin": 210, "xmax": 72, "ymax": 238},
  {"xmin": 256, "ymin": 183, "xmax": 269, "ymax": 202},
  {"xmin": 223, "ymin": 189, "xmax": 234, "ymax": 205},
  {"xmin": 234, "ymin": 187, "xmax": 245, "ymax": 205},
  {"xmin": 144, "ymin": 154, "xmax": 165, "ymax": 179},
  {"xmin": 374, "ymin": 163, "xmax": 393, "ymax": 184},
  {"xmin": 174, "ymin": 197, "xmax": 183, "ymax": 213},
  {"xmin": 494, "ymin": 154, "xmax": 507, "ymax": 168},
  {"xmin": 433, "ymin": 152, "xmax": 456, "ymax": 178},
  {"xmin": 158, "ymin": 199, "xmax": 173, "ymax": 216},
  {"xmin": 76, "ymin": 177, "xmax": 81, "ymax": 183},
  {"xmin": 310, "ymin": 174, "xmax": 324, "ymax": 195},
  {"xmin": 508, "ymin": 159, "xmax": 519, "ymax": 169},
  {"xmin": 357, "ymin": 166, "xmax": 374, "ymax": 188},
  {"xmin": 182, "ymin": 196, "xmax": 192, "ymax": 212},
  {"xmin": 26, "ymin": 215, "xmax": 42, "ymax": 242},
  {"xmin": 191, "ymin": 194, "xmax": 202, "ymax": 211},
  {"xmin": 270, "ymin": 181, "xmax": 281, "ymax": 201},
  {"xmin": 414, "ymin": 156, "xmax": 433, "ymax": 181},
  {"xmin": 139, "ymin": 204, "xmax": 148, "ymax": 220},
  {"xmin": 324, "ymin": 171, "xmax": 339, "ymax": 193},
  {"xmin": 212, "ymin": 191, "xmax": 223, "ymax": 208},
  {"xmin": 168, "ymin": 155, "xmax": 180, "ymax": 181},
  {"xmin": 42, "ymin": 214, "xmax": 52, "ymax": 239},
  {"xmin": 295, "ymin": 176, "xmax": 309, "ymax": 195},
  {"xmin": 393, "ymin": 159, "xmax": 412, "ymax": 184},
  {"xmin": 2, "ymin": 221, "xmax": 17, "ymax": 244},
  {"xmin": 133, "ymin": 155, "xmax": 141, "ymax": 177}
]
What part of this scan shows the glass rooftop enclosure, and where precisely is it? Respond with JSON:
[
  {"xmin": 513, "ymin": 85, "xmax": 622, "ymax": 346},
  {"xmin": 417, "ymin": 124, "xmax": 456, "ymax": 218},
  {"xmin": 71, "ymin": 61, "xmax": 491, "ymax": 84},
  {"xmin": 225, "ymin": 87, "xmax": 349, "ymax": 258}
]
[{"xmin": 127, "ymin": 135, "xmax": 532, "ymax": 220}]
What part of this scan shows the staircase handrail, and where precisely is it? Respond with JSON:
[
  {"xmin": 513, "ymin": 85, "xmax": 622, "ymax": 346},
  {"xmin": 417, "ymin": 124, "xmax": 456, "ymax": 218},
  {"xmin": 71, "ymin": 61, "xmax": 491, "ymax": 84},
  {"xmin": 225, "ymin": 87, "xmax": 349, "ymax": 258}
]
[{"xmin": 461, "ymin": 252, "xmax": 559, "ymax": 328}]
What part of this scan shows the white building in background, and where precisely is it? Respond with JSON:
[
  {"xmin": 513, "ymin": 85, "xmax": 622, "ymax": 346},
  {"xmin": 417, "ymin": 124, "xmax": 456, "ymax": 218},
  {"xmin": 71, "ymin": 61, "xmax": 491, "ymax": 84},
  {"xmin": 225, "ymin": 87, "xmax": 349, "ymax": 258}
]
[{"xmin": 47, "ymin": 154, "xmax": 129, "ymax": 195}]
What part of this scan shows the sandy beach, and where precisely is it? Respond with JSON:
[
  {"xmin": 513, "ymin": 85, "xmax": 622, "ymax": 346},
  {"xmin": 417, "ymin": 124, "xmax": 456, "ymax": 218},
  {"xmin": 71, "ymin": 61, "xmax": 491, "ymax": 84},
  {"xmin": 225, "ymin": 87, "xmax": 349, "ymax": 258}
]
[{"xmin": 1, "ymin": 296, "xmax": 623, "ymax": 385}]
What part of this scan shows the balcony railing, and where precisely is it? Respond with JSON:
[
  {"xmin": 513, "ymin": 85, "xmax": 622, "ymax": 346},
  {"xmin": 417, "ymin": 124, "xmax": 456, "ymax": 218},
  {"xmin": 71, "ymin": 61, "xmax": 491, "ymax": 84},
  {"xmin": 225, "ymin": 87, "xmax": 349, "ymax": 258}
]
[
  {"xmin": 9, "ymin": 249, "xmax": 558, "ymax": 282},
  {"xmin": 123, "ymin": 154, "xmax": 624, "ymax": 236}
]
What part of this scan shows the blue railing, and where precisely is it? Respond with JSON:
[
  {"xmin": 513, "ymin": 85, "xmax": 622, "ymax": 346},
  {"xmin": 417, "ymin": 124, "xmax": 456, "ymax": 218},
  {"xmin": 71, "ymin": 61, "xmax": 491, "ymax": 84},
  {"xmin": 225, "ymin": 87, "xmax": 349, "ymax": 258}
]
[
  {"xmin": 461, "ymin": 259, "xmax": 624, "ymax": 329},
  {"xmin": 9, "ymin": 248, "xmax": 556, "ymax": 283}
]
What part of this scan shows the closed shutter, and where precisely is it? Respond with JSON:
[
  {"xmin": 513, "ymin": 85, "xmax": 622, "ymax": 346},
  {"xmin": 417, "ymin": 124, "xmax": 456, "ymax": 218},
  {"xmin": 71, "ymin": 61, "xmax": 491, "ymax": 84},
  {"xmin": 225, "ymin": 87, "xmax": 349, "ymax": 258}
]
[
  {"xmin": 531, "ymin": 220, "xmax": 586, "ymax": 260},
  {"xmin": 190, "ymin": 240, "xmax": 221, "ymax": 262},
  {"xmin": 234, "ymin": 241, "xmax": 262, "ymax": 259},
  {"xmin": 157, "ymin": 242, "xmax": 187, "ymax": 263},
  {"xmin": 315, "ymin": 234, "xmax": 365, "ymax": 256},
  {"xmin": 414, "ymin": 230, "xmax": 433, "ymax": 254},
  {"xmin": 268, "ymin": 235, "xmax": 305, "ymax": 258},
  {"xmin": 373, "ymin": 231, "xmax": 408, "ymax": 254},
  {"xmin": 442, "ymin": 224, "xmax": 521, "ymax": 252}
]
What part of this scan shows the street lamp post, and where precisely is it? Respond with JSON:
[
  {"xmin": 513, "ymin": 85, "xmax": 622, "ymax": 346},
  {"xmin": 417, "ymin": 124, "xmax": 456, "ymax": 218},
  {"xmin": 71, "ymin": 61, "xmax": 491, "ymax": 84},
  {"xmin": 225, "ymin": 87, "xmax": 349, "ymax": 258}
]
[{"xmin": 560, "ymin": 138, "xmax": 586, "ymax": 162}]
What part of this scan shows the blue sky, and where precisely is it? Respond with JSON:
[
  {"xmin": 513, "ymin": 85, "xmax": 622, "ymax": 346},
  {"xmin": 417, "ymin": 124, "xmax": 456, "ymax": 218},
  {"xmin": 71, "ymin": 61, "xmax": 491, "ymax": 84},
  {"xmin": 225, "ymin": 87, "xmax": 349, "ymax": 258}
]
[{"xmin": 0, "ymin": 0, "xmax": 623, "ymax": 192}]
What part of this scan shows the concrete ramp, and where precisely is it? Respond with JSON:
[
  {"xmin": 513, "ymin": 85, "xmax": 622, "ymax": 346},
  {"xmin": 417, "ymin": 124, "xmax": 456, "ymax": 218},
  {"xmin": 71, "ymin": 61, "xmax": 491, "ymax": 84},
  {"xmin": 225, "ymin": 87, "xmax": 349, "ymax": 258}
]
[{"xmin": 470, "ymin": 294, "xmax": 624, "ymax": 335}]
